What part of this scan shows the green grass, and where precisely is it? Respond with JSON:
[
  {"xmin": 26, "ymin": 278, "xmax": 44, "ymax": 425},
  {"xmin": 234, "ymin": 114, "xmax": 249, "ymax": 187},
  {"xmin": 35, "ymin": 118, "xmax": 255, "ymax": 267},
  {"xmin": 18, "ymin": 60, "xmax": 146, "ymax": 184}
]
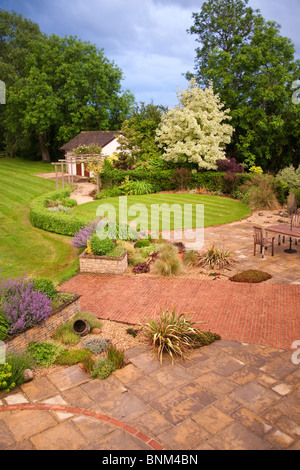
[
  {"xmin": 73, "ymin": 193, "xmax": 251, "ymax": 230},
  {"xmin": 0, "ymin": 158, "xmax": 79, "ymax": 282}
]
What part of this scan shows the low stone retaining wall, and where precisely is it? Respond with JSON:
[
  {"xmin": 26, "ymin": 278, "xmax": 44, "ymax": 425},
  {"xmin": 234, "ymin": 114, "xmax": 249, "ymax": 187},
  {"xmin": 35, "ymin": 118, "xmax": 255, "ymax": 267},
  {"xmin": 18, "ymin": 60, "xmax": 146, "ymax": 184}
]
[
  {"xmin": 4, "ymin": 294, "xmax": 81, "ymax": 354},
  {"xmin": 79, "ymin": 251, "xmax": 128, "ymax": 275}
]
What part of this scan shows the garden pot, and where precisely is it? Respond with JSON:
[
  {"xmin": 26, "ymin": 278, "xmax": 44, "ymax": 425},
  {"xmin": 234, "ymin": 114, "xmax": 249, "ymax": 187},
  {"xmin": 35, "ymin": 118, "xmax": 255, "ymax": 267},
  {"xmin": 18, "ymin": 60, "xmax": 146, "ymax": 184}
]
[{"xmin": 72, "ymin": 318, "xmax": 91, "ymax": 337}]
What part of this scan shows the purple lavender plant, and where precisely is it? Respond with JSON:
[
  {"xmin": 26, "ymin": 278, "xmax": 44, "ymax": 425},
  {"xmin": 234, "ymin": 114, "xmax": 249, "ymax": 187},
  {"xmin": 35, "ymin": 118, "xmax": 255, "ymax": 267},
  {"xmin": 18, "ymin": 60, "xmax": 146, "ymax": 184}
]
[
  {"xmin": 71, "ymin": 219, "xmax": 100, "ymax": 248},
  {"xmin": 0, "ymin": 274, "xmax": 52, "ymax": 336}
]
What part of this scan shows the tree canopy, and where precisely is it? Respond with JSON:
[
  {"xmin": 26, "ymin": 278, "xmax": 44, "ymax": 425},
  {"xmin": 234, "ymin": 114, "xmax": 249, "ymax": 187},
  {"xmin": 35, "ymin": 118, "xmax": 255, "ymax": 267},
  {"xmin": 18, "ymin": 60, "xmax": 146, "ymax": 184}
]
[
  {"xmin": 114, "ymin": 101, "xmax": 167, "ymax": 170},
  {"xmin": 187, "ymin": 0, "xmax": 300, "ymax": 171},
  {"xmin": 0, "ymin": 10, "xmax": 134, "ymax": 160},
  {"xmin": 156, "ymin": 79, "xmax": 234, "ymax": 170}
]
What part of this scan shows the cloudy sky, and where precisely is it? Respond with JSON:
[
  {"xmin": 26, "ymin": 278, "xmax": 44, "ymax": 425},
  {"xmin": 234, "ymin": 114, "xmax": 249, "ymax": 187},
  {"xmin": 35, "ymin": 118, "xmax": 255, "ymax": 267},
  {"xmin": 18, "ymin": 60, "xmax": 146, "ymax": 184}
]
[{"xmin": 1, "ymin": 0, "xmax": 299, "ymax": 107}]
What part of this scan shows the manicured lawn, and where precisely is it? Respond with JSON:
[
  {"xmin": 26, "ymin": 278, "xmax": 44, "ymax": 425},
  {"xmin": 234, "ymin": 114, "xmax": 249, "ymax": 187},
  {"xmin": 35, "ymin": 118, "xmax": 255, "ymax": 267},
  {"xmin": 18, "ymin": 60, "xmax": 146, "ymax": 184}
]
[
  {"xmin": 73, "ymin": 193, "xmax": 251, "ymax": 230},
  {"xmin": 0, "ymin": 158, "xmax": 79, "ymax": 282}
]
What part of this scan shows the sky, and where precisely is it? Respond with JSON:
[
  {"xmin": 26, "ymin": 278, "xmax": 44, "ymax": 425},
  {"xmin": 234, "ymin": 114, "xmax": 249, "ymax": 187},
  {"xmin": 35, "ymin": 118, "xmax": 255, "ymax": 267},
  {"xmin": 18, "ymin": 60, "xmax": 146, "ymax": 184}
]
[{"xmin": 0, "ymin": 0, "xmax": 300, "ymax": 108}]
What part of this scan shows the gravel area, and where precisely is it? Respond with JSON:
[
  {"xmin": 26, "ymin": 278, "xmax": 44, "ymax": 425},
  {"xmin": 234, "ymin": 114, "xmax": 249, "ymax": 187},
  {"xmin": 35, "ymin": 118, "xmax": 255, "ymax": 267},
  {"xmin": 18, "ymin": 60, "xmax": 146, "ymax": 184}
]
[{"xmin": 33, "ymin": 319, "xmax": 147, "ymax": 379}]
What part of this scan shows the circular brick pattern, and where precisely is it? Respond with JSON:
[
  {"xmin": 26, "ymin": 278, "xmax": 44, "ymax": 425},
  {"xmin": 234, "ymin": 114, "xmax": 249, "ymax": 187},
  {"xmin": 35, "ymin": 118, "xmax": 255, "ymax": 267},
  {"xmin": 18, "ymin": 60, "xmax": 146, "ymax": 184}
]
[{"xmin": 0, "ymin": 403, "xmax": 163, "ymax": 450}]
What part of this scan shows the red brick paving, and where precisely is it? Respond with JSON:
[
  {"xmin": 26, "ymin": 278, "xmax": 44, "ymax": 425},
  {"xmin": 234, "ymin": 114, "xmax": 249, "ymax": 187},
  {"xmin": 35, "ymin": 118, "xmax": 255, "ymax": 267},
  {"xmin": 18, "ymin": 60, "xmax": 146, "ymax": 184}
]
[{"xmin": 61, "ymin": 274, "xmax": 300, "ymax": 350}]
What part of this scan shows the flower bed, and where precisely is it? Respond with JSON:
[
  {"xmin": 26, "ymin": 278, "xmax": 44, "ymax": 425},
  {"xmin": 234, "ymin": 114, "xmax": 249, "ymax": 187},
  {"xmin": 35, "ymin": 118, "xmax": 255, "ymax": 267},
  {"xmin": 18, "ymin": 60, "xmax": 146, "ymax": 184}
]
[
  {"xmin": 79, "ymin": 250, "xmax": 128, "ymax": 275},
  {"xmin": 4, "ymin": 293, "xmax": 81, "ymax": 354}
]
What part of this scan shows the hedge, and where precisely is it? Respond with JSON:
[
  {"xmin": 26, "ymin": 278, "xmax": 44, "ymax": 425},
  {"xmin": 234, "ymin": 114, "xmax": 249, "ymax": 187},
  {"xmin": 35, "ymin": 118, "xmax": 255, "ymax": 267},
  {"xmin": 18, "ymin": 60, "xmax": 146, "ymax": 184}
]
[
  {"xmin": 30, "ymin": 189, "xmax": 87, "ymax": 237},
  {"xmin": 101, "ymin": 168, "xmax": 232, "ymax": 192}
]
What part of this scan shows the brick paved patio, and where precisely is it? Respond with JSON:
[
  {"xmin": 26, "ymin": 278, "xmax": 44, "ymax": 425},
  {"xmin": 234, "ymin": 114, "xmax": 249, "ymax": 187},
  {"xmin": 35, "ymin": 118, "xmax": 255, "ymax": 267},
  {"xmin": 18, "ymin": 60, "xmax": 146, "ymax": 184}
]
[{"xmin": 61, "ymin": 274, "xmax": 300, "ymax": 350}]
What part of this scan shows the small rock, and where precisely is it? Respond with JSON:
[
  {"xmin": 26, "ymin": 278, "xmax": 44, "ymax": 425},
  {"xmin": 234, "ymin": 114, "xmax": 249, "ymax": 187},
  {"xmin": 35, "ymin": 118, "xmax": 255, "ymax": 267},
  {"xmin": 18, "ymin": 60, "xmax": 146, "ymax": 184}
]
[
  {"xmin": 258, "ymin": 212, "xmax": 264, "ymax": 216},
  {"xmin": 267, "ymin": 215, "xmax": 273, "ymax": 218},
  {"xmin": 23, "ymin": 369, "xmax": 34, "ymax": 383},
  {"xmin": 91, "ymin": 328, "xmax": 101, "ymax": 335}
]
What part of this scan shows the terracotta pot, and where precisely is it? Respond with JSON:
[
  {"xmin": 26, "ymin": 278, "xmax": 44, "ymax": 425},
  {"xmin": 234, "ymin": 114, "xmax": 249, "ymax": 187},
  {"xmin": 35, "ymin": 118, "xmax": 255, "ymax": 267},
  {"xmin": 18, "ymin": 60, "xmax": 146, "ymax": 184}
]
[{"xmin": 72, "ymin": 318, "xmax": 90, "ymax": 337}]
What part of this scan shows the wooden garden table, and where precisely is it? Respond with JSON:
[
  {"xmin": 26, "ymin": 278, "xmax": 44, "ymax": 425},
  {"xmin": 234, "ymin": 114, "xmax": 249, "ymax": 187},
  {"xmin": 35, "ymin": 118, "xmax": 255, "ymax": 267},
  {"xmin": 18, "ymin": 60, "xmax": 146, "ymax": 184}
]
[{"xmin": 265, "ymin": 224, "xmax": 300, "ymax": 254}]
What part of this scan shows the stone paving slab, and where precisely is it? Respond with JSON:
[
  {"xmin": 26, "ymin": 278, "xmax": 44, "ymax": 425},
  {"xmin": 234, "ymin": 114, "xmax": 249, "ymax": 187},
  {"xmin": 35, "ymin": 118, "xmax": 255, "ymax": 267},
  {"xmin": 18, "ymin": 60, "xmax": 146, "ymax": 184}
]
[{"xmin": 0, "ymin": 340, "xmax": 299, "ymax": 450}]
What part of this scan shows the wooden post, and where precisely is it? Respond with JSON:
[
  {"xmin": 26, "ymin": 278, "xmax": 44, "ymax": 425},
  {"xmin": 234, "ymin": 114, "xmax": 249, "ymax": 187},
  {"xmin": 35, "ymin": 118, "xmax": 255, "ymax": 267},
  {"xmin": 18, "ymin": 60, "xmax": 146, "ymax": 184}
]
[
  {"xmin": 61, "ymin": 163, "xmax": 65, "ymax": 189},
  {"xmin": 55, "ymin": 164, "xmax": 58, "ymax": 190}
]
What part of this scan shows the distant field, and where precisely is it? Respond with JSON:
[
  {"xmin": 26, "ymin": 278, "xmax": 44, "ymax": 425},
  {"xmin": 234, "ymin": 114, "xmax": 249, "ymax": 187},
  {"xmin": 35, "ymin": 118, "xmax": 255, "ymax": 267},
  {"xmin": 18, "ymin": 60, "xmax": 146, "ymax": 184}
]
[
  {"xmin": 0, "ymin": 158, "xmax": 79, "ymax": 282},
  {"xmin": 73, "ymin": 193, "xmax": 251, "ymax": 230}
]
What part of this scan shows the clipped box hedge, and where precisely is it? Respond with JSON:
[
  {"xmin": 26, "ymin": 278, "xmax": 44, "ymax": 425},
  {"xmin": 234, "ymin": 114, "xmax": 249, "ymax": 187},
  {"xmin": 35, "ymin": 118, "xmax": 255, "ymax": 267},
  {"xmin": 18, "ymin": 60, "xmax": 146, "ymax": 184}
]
[
  {"xmin": 101, "ymin": 167, "xmax": 230, "ymax": 192},
  {"xmin": 30, "ymin": 189, "xmax": 87, "ymax": 237}
]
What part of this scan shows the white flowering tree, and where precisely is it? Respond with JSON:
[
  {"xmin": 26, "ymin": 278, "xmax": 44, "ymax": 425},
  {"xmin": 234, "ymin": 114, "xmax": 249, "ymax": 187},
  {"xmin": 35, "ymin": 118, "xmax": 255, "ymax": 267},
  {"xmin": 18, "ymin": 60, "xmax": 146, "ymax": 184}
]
[{"xmin": 156, "ymin": 79, "xmax": 234, "ymax": 170}]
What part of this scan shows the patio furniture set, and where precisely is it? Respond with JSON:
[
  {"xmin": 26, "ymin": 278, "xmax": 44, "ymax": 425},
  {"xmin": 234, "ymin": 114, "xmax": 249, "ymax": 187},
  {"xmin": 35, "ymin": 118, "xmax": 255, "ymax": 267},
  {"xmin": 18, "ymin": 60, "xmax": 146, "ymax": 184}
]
[{"xmin": 253, "ymin": 215, "xmax": 300, "ymax": 258}]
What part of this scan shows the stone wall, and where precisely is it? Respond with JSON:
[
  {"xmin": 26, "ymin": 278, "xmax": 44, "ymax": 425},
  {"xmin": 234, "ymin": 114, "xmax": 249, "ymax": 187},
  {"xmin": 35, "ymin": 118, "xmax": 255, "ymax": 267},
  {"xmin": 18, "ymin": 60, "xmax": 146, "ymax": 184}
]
[
  {"xmin": 4, "ymin": 295, "xmax": 81, "ymax": 354},
  {"xmin": 79, "ymin": 251, "xmax": 128, "ymax": 275}
]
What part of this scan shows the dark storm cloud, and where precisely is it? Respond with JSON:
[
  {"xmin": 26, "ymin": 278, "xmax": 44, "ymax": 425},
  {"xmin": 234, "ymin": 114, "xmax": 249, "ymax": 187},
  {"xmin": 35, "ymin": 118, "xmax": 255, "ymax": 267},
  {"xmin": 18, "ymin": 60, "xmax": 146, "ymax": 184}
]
[{"xmin": 0, "ymin": 0, "xmax": 299, "ymax": 107}]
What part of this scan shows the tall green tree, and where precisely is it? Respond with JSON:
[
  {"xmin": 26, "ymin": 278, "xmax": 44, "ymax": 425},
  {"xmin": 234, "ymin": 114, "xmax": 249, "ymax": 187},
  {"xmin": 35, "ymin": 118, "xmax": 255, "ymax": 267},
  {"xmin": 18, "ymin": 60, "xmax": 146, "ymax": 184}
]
[
  {"xmin": 115, "ymin": 101, "xmax": 166, "ymax": 170},
  {"xmin": 0, "ymin": 9, "xmax": 42, "ymax": 151},
  {"xmin": 1, "ymin": 10, "xmax": 134, "ymax": 160},
  {"xmin": 187, "ymin": 0, "xmax": 300, "ymax": 171}
]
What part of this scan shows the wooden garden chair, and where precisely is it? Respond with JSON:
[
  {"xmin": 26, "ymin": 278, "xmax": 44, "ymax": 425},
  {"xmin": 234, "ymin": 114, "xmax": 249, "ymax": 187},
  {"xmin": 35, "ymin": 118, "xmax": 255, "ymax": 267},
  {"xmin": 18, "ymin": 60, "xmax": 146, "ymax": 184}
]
[{"xmin": 253, "ymin": 226, "xmax": 275, "ymax": 258}]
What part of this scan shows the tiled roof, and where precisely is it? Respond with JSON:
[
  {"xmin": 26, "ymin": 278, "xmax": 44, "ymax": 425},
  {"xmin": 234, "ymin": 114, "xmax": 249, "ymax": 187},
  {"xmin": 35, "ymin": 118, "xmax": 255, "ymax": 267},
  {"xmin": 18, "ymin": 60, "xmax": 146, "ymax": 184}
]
[{"xmin": 60, "ymin": 131, "xmax": 121, "ymax": 151}]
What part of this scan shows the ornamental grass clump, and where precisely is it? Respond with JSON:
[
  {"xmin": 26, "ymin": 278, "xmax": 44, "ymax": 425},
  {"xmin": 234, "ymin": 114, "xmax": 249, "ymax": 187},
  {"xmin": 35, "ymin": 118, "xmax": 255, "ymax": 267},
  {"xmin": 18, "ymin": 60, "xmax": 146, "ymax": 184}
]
[
  {"xmin": 198, "ymin": 244, "xmax": 235, "ymax": 270},
  {"xmin": 153, "ymin": 244, "xmax": 183, "ymax": 277},
  {"xmin": 143, "ymin": 307, "xmax": 221, "ymax": 364}
]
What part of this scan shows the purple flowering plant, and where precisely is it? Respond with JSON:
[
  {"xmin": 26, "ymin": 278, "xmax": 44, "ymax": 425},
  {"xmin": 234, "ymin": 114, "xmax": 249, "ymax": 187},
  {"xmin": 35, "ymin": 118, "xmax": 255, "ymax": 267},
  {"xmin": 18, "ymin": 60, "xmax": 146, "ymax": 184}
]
[
  {"xmin": 71, "ymin": 219, "xmax": 99, "ymax": 248},
  {"xmin": 0, "ymin": 273, "xmax": 52, "ymax": 337}
]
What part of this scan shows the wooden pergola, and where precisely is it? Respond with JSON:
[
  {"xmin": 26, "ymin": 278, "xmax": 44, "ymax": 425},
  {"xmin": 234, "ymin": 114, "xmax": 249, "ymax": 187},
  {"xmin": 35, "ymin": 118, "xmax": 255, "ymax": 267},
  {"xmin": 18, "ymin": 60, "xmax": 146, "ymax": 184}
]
[{"xmin": 51, "ymin": 154, "xmax": 104, "ymax": 191}]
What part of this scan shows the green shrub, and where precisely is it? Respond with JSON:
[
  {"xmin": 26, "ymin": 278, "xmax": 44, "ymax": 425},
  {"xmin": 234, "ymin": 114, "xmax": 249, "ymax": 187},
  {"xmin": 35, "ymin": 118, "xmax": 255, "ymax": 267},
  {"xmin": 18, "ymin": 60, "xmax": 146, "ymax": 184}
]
[
  {"xmin": 0, "ymin": 363, "xmax": 15, "ymax": 392},
  {"xmin": 90, "ymin": 235, "xmax": 115, "ymax": 256},
  {"xmin": 119, "ymin": 178, "xmax": 155, "ymax": 195},
  {"xmin": 60, "ymin": 197, "xmax": 78, "ymax": 208},
  {"xmin": 51, "ymin": 323, "xmax": 81, "ymax": 346},
  {"xmin": 95, "ymin": 187, "xmax": 123, "ymax": 199},
  {"xmin": 6, "ymin": 352, "xmax": 36, "ymax": 387},
  {"xmin": 107, "ymin": 345, "xmax": 124, "ymax": 370},
  {"xmin": 30, "ymin": 189, "xmax": 87, "ymax": 236},
  {"xmin": 143, "ymin": 307, "xmax": 221, "ymax": 364},
  {"xmin": 32, "ymin": 278, "xmax": 56, "ymax": 299},
  {"xmin": 276, "ymin": 165, "xmax": 300, "ymax": 190},
  {"xmin": 90, "ymin": 358, "xmax": 116, "ymax": 380},
  {"xmin": 134, "ymin": 239, "xmax": 151, "ymax": 248},
  {"xmin": 55, "ymin": 349, "xmax": 93, "ymax": 366},
  {"xmin": 27, "ymin": 341, "xmax": 65, "ymax": 368}
]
